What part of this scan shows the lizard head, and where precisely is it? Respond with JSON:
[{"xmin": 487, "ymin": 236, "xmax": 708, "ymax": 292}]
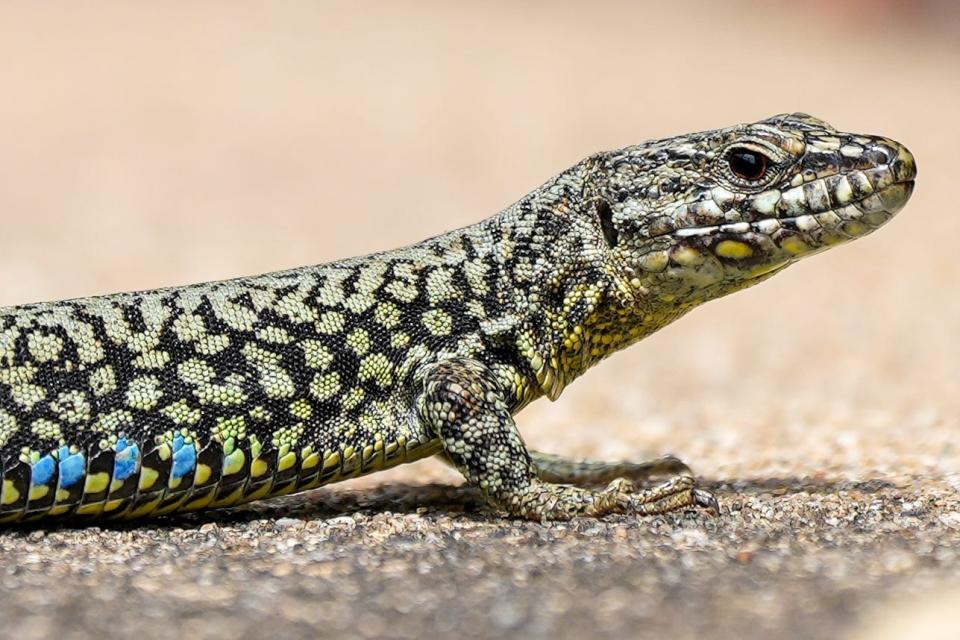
[
  {"xmin": 588, "ymin": 113, "xmax": 916, "ymax": 306},
  {"xmin": 515, "ymin": 114, "xmax": 915, "ymax": 400}
]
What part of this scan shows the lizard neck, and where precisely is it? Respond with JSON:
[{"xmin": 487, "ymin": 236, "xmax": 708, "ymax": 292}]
[
  {"xmin": 473, "ymin": 156, "xmax": 655, "ymax": 401},
  {"xmin": 515, "ymin": 275, "xmax": 684, "ymax": 402}
]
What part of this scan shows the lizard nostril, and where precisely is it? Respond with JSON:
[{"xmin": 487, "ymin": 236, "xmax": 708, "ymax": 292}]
[{"xmin": 866, "ymin": 147, "xmax": 892, "ymax": 165}]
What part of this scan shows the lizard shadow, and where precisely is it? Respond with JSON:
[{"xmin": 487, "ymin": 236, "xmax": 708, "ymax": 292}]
[
  {"xmin": 177, "ymin": 475, "xmax": 901, "ymax": 527},
  {"xmin": 2, "ymin": 475, "xmax": 902, "ymax": 533}
]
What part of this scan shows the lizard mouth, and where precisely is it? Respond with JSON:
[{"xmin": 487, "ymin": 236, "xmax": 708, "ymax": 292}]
[
  {"xmin": 624, "ymin": 172, "xmax": 915, "ymax": 281},
  {"xmin": 643, "ymin": 135, "xmax": 917, "ymax": 262},
  {"xmin": 668, "ymin": 178, "xmax": 915, "ymax": 252},
  {"xmin": 628, "ymin": 175, "xmax": 916, "ymax": 281}
]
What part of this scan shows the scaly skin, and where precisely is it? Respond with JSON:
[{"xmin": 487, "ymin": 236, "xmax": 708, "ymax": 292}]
[{"xmin": 0, "ymin": 114, "xmax": 916, "ymax": 524}]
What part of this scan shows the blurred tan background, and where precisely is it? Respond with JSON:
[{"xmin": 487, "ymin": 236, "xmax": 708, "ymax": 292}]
[
  {"xmin": 1, "ymin": 0, "xmax": 955, "ymax": 479},
  {"xmin": 0, "ymin": 2, "xmax": 959, "ymax": 639}
]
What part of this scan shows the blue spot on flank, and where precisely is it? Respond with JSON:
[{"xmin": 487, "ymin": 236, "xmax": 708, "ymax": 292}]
[
  {"xmin": 171, "ymin": 441, "xmax": 197, "ymax": 479},
  {"xmin": 31, "ymin": 455, "xmax": 56, "ymax": 486},
  {"xmin": 114, "ymin": 439, "xmax": 141, "ymax": 482},
  {"xmin": 58, "ymin": 450, "xmax": 86, "ymax": 488}
]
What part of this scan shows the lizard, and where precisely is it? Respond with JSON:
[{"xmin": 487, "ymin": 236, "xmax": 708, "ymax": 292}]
[{"xmin": 0, "ymin": 113, "xmax": 916, "ymax": 525}]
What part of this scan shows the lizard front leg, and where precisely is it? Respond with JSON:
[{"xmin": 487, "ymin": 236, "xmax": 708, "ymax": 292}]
[{"xmin": 418, "ymin": 357, "xmax": 716, "ymax": 520}]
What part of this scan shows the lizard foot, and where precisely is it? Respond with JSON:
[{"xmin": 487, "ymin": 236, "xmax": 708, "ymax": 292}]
[{"xmin": 605, "ymin": 475, "xmax": 720, "ymax": 517}]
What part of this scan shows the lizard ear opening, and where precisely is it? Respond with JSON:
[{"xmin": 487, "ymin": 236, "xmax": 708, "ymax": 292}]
[{"xmin": 596, "ymin": 199, "xmax": 619, "ymax": 249}]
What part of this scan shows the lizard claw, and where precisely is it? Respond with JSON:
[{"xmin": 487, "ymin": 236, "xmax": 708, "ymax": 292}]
[{"xmin": 693, "ymin": 488, "xmax": 721, "ymax": 516}]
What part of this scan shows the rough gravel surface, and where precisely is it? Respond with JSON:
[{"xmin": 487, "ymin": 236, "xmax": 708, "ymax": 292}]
[{"xmin": 3, "ymin": 477, "xmax": 960, "ymax": 640}]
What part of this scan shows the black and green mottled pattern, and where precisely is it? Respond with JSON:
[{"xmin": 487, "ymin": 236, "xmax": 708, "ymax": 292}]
[{"xmin": 0, "ymin": 114, "xmax": 916, "ymax": 523}]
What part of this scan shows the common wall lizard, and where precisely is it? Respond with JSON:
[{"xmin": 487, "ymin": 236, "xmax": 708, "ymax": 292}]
[{"xmin": 0, "ymin": 114, "xmax": 916, "ymax": 524}]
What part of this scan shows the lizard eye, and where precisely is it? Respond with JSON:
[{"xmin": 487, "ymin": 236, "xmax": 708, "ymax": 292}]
[{"xmin": 727, "ymin": 147, "xmax": 770, "ymax": 181}]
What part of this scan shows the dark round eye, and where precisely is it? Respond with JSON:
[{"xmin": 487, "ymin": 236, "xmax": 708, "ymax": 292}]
[{"xmin": 727, "ymin": 148, "xmax": 770, "ymax": 181}]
